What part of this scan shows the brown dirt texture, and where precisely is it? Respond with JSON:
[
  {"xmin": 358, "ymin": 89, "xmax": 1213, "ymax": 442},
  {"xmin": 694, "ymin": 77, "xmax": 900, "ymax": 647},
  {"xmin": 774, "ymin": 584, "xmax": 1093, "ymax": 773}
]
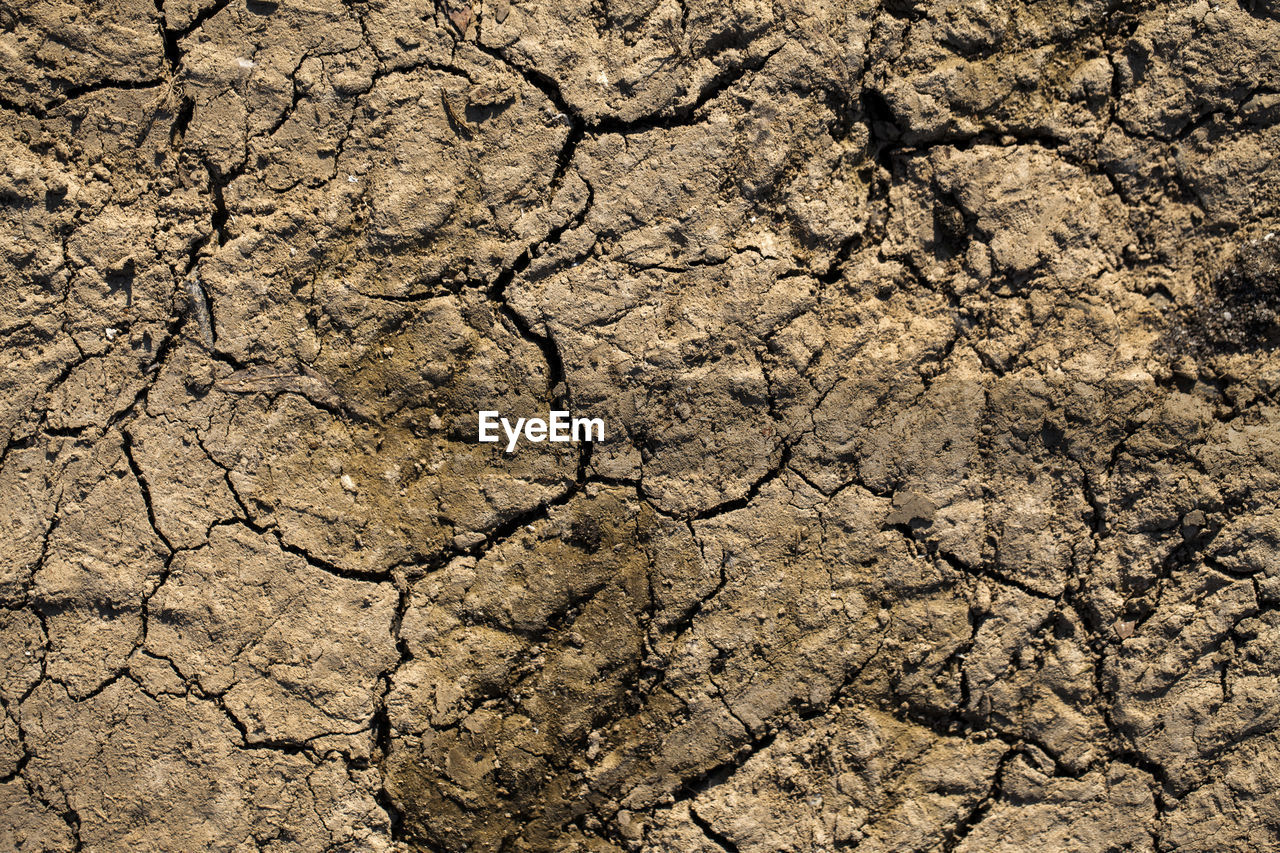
[{"xmin": 3, "ymin": 0, "xmax": 1280, "ymax": 850}]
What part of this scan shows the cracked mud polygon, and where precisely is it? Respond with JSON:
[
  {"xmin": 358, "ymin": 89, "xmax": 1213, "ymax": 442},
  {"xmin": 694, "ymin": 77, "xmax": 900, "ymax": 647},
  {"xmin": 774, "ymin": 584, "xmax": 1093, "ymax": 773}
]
[{"xmin": 3, "ymin": 0, "xmax": 1280, "ymax": 851}]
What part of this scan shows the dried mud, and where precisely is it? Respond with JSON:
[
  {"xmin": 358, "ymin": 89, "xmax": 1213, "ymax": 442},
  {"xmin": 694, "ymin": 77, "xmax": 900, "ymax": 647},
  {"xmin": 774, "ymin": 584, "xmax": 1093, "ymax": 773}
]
[{"xmin": 2, "ymin": 0, "xmax": 1280, "ymax": 851}]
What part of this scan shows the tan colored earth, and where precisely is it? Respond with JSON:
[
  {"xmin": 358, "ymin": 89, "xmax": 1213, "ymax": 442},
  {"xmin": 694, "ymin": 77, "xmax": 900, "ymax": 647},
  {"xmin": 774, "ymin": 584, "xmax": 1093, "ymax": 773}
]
[{"xmin": 3, "ymin": 0, "xmax": 1280, "ymax": 850}]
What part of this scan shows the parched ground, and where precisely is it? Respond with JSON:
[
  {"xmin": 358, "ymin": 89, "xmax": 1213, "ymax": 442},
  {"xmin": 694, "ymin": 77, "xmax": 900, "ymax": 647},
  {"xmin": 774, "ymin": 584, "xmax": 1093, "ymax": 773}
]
[{"xmin": 3, "ymin": 0, "xmax": 1280, "ymax": 850}]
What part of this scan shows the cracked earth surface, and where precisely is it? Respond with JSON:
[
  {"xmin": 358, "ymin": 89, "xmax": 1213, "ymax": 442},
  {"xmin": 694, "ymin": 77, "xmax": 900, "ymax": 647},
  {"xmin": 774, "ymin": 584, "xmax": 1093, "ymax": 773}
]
[{"xmin": 3, "ymin": 0, "xmax": 1280, "ymax": 850}]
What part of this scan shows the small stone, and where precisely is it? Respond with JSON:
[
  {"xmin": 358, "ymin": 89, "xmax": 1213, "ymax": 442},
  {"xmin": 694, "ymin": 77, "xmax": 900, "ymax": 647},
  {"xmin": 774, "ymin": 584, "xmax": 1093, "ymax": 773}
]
[{"xmin": 1181, "ymin": 509, "xmax": 1207, "ymax": 542}]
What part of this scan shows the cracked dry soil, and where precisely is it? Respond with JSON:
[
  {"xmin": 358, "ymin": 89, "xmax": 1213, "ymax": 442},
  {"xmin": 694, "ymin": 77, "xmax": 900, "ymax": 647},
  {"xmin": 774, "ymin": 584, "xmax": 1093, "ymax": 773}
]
[{"xmin": 3, "ymin": 0, "xmax": 1280, "ymax": 850}]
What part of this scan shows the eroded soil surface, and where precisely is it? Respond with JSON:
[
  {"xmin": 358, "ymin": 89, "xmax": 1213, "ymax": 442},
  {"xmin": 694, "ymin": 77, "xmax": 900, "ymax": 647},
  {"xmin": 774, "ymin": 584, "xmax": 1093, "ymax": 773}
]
[{"xmin": 3, "ymin": 0, "xmax": 1280, "ymax": 850}]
